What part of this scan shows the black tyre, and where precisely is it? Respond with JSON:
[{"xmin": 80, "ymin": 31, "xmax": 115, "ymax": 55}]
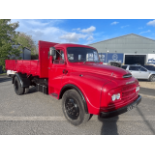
[
  {"xmin": 62, "ymin": 89, "xmax": 90, "ymax": 126},
  {"xmin": 149, "ymin": 75, "xmax": 155, "ymax": 82},
  {"xmin": 14, "ymin": 76, "xmax": 25, "ymax": 95}
]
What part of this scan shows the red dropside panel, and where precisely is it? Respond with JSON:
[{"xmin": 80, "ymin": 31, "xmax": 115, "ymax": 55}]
[
  {"xmin": 6, "ymin": 60, "xmax": 40, "ymax": 76},
  {"xmin": 5, "ymin": 40, "xmax": 58, "ymax": 77},
  {"xmin": 5, "ymin": 60, "xmax": 16, "ymax": 70}
]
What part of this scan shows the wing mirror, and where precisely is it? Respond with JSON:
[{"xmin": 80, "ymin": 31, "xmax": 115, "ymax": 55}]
[{"xmin": 49, "ymin": 47, "xmax": 56, "ymax": 56}]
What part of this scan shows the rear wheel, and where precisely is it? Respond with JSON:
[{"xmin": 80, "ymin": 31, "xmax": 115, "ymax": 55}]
[
  {"xmin": 149, "ymin": 75, "xmax": 155, "ymax": 82},
  {"xmin": 62, "ymin": 89, "xmax": 90, "ymax": 126},
  {"xmin": 14, "ymin": 76, "xmax": 25, "ymax": 95}
]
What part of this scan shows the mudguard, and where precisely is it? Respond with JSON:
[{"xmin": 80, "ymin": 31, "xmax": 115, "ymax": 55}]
[{"xmin": 59, "ymin": 84, "xmax": 88, "ymax": 113}]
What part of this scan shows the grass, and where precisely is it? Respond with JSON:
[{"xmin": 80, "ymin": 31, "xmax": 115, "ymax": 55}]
[{"xmin": 0, "ymin": 73, "xmax": 7, "ymax": 75}]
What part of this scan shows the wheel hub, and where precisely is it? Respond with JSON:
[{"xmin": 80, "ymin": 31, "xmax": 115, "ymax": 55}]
[
  {"xmin": 152, "ymin": 76, "xmax": 155, "ymax": 81},
  {"xmin": 65, "ymin": 98, "xmax": 79, "ymax": 119}
]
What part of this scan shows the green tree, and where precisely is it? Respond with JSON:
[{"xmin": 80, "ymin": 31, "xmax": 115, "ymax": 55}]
[
  {"xmin": 15, "ymin": 32, "xmax": 38, "ymax": 55},
  {"xmin": 0, "ymin": 19, "xmax": 21, "ymax": 71}
]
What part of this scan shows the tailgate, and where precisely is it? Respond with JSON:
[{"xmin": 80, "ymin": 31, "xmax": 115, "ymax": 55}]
[{"xmin": 5, "ymin": 60, "xmax": 16, "ymax": 71}]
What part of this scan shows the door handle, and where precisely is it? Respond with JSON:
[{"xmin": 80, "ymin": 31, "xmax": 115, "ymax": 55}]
[{"xmin": 63, "ymin": 69, "xmax": 68, "ymax": 74}]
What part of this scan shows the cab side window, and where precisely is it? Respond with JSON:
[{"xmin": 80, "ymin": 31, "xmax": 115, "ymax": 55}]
[
  {"xmin": 53, "ymin": 50, "xmax": 65, "ymax": 64},
  {"xmin": 59, "ymin": 51, "xmax": 65, "ymax": 64}
]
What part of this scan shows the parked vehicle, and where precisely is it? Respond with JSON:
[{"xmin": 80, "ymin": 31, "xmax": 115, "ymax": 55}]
[
  {"xmin": 143, "ymin": 65, "xmax": 155, "ymax": 72},
  {"xmin": 5, "ymin": 41, "xmax": 141, "ymax": 125},
  {"xmin": 108, "ymin": 61, "xmax": 121, "ymax": 68},
  {"xmin": 121, "ymin": 64, "xmax": 155, "ymax": 82}
]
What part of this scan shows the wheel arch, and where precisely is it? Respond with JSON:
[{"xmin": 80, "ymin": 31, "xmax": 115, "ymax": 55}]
[{"xmin": 59, "ymin": 84, "xmax": 88, "ymax": 113}]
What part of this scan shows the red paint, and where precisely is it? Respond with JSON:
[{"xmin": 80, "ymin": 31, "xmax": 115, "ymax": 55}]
[{"xmin": 5, "ymin": 40, "xmax": 140, "ymax": 115}]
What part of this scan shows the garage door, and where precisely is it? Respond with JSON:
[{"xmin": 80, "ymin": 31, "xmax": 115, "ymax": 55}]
[{"xmin": 125, "ymin": 55, "xmax": 146, "ymax": 65}]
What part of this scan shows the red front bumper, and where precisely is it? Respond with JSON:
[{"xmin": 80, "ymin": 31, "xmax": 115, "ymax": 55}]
[{"xmin": 100, "ymin": 95, "xmax": 142, "ymax": 118}]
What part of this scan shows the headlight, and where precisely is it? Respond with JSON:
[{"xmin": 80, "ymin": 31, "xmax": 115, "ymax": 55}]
[
  {"xmin": 116, "ymin": 93, "xmax": 120, "ymax": 100},
  {"xmin": 112, "ymin": 95, "xmax": 116, "ymax": 101},
  {"xmin": 136, "ymin": 86, "xmax": 140, "ymax": 92},
  {"xmin": 112, "ymin": 93, "xmax": 120, "ymax": 101}
]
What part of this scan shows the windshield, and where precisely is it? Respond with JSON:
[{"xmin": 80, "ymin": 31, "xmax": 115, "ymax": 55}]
[
  {"xmin": 144, "ymin": 65, "xmax": 155, "ymax": 71},
  {"xmin": 67, "ymin": 47, "xmax": 100, "ymax": 63}
]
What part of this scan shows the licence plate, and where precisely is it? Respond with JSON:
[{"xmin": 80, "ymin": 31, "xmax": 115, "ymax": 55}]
[{"xmin": 127, "ymin": 103, "xmax": 137, "ymax": 112}]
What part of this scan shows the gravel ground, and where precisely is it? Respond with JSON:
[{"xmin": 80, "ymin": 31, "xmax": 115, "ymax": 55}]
[
  {"xmin": 139, "ymin": 80, "xmax": 155, "ymax": 89},
  {"xmin": 0, "ymin": 76, "xmax": 155, "ymax": 135}
]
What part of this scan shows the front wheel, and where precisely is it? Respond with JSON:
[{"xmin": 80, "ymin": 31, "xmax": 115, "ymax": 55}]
[
  {"xmin": 62, "ymin": 89, "xmax": 90, "ymax": 126},
  {"xmin": 149, "ymin": 75, "xmax": 155, "ymax": 82}
]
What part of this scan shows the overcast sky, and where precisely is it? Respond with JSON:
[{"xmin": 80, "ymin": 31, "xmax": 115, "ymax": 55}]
[{"xmin": 11, "ymin": 19, "xmax": 155, "ymax": 45}]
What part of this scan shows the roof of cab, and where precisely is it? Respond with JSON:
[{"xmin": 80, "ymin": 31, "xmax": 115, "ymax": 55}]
[{"xmin": 54, "ymin": 43, "xmax": 97, "ymax": 50}]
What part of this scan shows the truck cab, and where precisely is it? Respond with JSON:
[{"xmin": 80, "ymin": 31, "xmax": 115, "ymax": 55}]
[{"xmin": 5, "ymin": 41, "xmax": 141, "ymax": 126}]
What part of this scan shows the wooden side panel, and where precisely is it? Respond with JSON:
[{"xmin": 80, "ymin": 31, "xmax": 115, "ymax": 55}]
[
  {"xmin": 22, "ymin": 60, "xmax": 31, "ymax": 74},
  {"xmin": 5, "ymin": 60, "xmax": 11, "ymax": 70},
  {"xmin": 5, "ymin": 40, "xmax": 58, "ymax": 77},
  {"xmin": 30, "ymin": 60, "xmax": 39, "ymax": 76},
  {"xmin": 16, "ymin": 60, "xmax": 23, "ymax": 72},
  {"xmin": 11, "ymin": 60, "xmax": 16, "ymax": 71}
]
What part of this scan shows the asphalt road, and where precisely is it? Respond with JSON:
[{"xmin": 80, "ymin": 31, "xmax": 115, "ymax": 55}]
[{"xmin": 0, "ymin": 76, "xmax": 155, "ymax": 135}]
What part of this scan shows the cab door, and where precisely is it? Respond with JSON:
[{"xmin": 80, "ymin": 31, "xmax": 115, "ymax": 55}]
[{"xmin": 48, "ymin": 49, "xmax": 67, "ymax": 98}]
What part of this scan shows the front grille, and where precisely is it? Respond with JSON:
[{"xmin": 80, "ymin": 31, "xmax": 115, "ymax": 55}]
[
  {"xmin": 108, "ymin": 84, "xmax": 138, "ymax": 109},
  {"xmin": 122, "ymin": 90, "xmax": 135, "ymax": 97},
  {"xmin": 122, "ymin": 84, "xmax": 135, "ymax": 92},
  {"xmin": 121, "ymin": 84, "xmax": 137, "ymax": 103}
]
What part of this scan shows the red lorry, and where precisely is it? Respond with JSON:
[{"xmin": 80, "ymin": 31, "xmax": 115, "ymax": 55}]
[{"xmin": 5, "ymin": 40, "xmax": 141, "ymax": 125}]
